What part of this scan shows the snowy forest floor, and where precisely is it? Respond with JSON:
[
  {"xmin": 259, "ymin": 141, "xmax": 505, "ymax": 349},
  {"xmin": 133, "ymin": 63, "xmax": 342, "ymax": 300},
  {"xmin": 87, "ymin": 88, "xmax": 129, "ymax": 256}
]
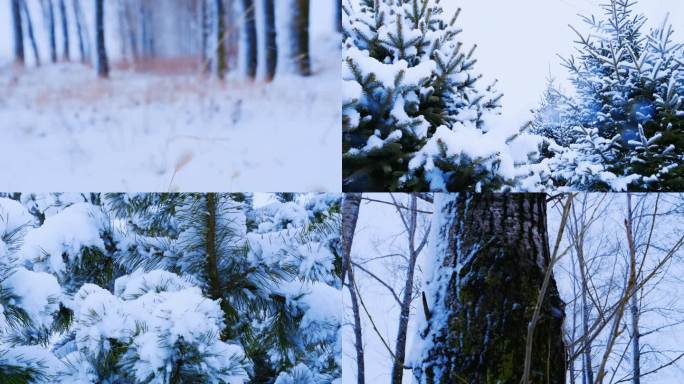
[{"xmin": 0, "ymin": 37, "xmax": 340, "ymax": 192}]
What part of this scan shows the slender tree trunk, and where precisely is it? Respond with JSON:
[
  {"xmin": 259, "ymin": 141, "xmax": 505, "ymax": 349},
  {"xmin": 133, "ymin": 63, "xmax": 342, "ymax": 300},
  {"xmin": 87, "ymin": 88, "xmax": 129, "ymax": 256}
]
[
  {"xmin": 417, "ymin": 194, "xmax": 566, "ymax": 383},
  {"xmin": 263, "ymin": 0, "xmax": 277, "ymax": 81},
  {"xmin": 200, "ymin": 0, "xmax": 209, "ymax": 72},
  {"xmin": 43, "ymin": 0, "xmax": 57, "ymax": 62},
  {"xmin": 58, "ymin": 0, "xmax": 69, "ymax": 60},
  {"xmin": 342, "ymin": 193, "xmax": 365, "ymax": 384},
  {"xmin": 21, "ymin": 0, "xmax": 40, "ymax": 66},
  {"xmin": 336, "ymin": 0, "xmax": 342, "ymax": 32},
  {"xmin": 576, "ymin": 234, "xmax": 594, "ymax": 384},
  {"xmin": 627, "ymin": 195, "xmax": 641, "ymax": 384},
  {"xmin": 390, "ymin": 195, "xmax": 421, "ymax": 384},
  {"xmin": 241, "ymin": 0, "xmax": 257, "ymax": 79},
  {"xmin": 291, "ymin": 0, "xmax": 311, "ymax": 76},
  {"xmin": 12, "ymin": 0, "xmax": 25, "ymax": 65},
  {"xmin": 95, "ymin": 0, "xmax": 109, "ymax": 78},
  {"xmin": 215, "ymin": 0, "xmax": 227, "ymax": 78},
  {"xmin": 72, "ymin": 0, "xmax": 89, "ymax": 63}
]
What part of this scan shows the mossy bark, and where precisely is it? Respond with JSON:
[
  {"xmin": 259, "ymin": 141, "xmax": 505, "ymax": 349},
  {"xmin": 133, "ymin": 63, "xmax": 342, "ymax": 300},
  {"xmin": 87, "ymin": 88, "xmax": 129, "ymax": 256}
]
[{"xmin": 421, "ymin": 194, "xmax": 566, "ymax": 384}]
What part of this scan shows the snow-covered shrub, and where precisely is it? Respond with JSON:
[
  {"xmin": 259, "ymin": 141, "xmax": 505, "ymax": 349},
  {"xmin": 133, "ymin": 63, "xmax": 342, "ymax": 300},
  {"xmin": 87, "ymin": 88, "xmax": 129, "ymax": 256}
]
[{"xmin": 59, "ymin": 271, "xmax": 249, "ymax": 384}]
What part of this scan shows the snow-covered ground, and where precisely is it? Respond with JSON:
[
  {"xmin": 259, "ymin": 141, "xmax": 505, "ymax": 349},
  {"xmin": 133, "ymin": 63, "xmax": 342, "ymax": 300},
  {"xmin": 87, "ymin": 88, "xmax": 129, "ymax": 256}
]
[{"xmin": 0, "ymin": 2, "xmax": 341, "ymax": 192}]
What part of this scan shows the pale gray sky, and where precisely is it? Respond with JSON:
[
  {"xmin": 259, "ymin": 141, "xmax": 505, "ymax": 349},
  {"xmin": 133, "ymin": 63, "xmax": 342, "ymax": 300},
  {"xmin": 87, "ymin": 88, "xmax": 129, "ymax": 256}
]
[{"xmin": 450, "ymin": 0, "xmax": 684, "ymax": 124}]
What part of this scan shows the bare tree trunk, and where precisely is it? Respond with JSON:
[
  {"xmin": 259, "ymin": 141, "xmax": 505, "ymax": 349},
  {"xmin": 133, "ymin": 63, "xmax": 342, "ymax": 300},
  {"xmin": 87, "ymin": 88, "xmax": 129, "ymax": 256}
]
[
  {"xmin": 263, "ymin": 0, "xmax": 277, "ymax": 81},
  {"xmin": 215, "ymin": 0, "xmax": 227, "ymax": 78},
  {"xmin": 417, "ymin": 194, "xmax": 566, "ymax": 383},
  {"xmin": 21, "ymin": 0, "xmax": 40, "ymax": 66},
  {"xmin": 336, "ymin": 0, "xmax": 342, "ymax": 32},
  {"xmin": 291, "ymin": 0, "xmax": 311, "ymax": 76},
  {"xmin": 342, "ymin": 193, "xmax": 365, "ymax": 384},
  {"xmin": 390, "ymin": 194, "xmax": 424, "ymax": 384},
  {"xmin": 241, "ymin": 0, "xmax": 257, "ymax": 79},
  {"xmin": 72, "ymin": 0, "xmax": 89, "ymax": 63},
  {"xmin": 12, "ymin": 0, "xmax": 25, "ymax": 65},
  {"xmin": 200, "ymin": 0, "xmax": 209, "ymax": 72},
  {"xmin": 42, "ymin": 0, "xmax": 57, "ymax": 63},
  {"xmin": 627, "ymin": 195, "xmax": 641, "ymax": 384},
  {"xmin": 58, "ymin": 0, "xmax": 69, "ymax": 60},
  {"xmin": 95, "ymin": 0, "xmax": 109, "ymax": 78}
]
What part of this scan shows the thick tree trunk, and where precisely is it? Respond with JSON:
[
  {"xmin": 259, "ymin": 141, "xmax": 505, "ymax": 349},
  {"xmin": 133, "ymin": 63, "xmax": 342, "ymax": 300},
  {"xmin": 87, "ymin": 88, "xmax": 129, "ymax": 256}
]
[
  {"xmin": 58, "ymin": 0, "xmax": 69, "ymax": 60},
  {"xmin": 241, "ymin": 0, "xmax": 257, "ymax": 79},
  {"xmin": 12, "ymin": 0, "xmax": 25, "ymax": 65},
  {"xmin": 418, "ymin": 194, "xmax": 566, "ymax": 384},
  {"xmin": 342, "ymin": 193, "xmax": 365, "ymax": 384},
  {"xmin": 291, "ymin": 0, "xmax": 311, "ymax": 76},
  {"xmin": 263, "ymin": 0, "xmax": 277, "ymax": 81},
  {"xmin": 95, "ymin": 0, "xmax": 108, "ymax": 78},
  {"xmin": 215, "ymin": 0, "xmax": 227, "ymax": 78}
]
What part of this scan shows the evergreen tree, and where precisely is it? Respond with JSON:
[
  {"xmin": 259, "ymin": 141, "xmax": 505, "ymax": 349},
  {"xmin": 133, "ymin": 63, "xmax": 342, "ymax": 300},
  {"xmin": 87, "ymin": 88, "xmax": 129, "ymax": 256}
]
[
  {"xmin": 342, "ymin": 0, "xmax": 505, "ymax": 192},
  {"xmin": 534, "ymin": 0, "xmax": 684, "ymax": 191}
]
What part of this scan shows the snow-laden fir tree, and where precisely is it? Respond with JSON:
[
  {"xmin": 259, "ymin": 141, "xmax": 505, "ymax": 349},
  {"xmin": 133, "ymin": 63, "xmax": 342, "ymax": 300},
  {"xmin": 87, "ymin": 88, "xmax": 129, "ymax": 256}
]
[
  {"xmin": 534, "ymin": 0, "xmax": 684, "ymax": 191},
  {"xmin": 0, "ymin": 193, "xmax": 342, "ymax": 384},
  {"xmin": 343, "ymin": 0, "xmax": 517, "ymax": 192}
]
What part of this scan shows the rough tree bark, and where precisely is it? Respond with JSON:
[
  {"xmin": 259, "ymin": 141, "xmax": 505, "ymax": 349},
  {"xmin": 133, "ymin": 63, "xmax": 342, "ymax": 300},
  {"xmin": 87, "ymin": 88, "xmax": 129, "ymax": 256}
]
[
  {"xmin": 291, "ymin": 0, "xmax": 311, "ymax": 76},
  {"xmin": 342, "ymin": 193, "xmax": 365, "ymax": 384},
  {"xmin": 264, "ymin": 0, "xmax": 277, "ymax": 81},
  {"xmin": 11, "ymin": 0, "xmax": 25, "ymax": 65},
  {"xmin": 58, "ymin": 0, "xmax": 69, "ymax": 60},
  {"xmin": 417, "ymin": 194, "xmax": 566, "ymax": 384},
  {"xmin": 95, "ymin": 0, "xmax": 108, "ymax": 78},
  {"xmin": 241, "ymin": 0, "xmax": 258, "ymax": 79}
]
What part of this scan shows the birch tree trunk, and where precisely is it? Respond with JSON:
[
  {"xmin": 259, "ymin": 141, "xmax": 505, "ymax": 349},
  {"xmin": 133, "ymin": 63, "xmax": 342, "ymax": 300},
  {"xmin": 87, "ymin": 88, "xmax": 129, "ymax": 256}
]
[
  {"xmin": 264, "ymin": 0, "xmax": 277, "ymax": 81},
  {"xmin": 342, "ymin": 193, "xmax": 365, "ymax": 384},
  {"xmin": 291, "ymin": 0, "xmax": 311, "ymax": 76},
  {"xmin": 12, "ymin": 0, "xmax": 25, "ymax": 65},
  {"xmin": 417, "ymin": 194, "xmax": 566, "ymax": 383},
  {"xmin": 95, "ymin": 0, "xmax": 109, "ymax": 78}
]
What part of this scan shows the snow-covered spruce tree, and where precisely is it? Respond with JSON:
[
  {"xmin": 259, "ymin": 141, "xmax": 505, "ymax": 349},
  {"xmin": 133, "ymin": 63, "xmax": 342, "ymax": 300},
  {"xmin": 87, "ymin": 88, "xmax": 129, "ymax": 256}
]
[
  {"xmin": 107, "ymin": 193, "xmax": 342, "ymax": 383},
  {"xmin": 535, "ymin": 0, "xmax": 684, "ymax": 191},
  {"xmin": 411, "ymin": 194, "xmax": 565, "ymax": 383},
  {"xmin": 343, "ymin": 0, "xmax": 507, "ymax": 191}
]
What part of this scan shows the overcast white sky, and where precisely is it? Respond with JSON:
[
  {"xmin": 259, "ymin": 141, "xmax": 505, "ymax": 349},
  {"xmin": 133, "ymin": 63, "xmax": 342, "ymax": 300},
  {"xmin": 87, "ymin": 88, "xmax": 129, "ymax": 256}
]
[{"xmin": 449, "ymin": 0, "xmax": 684, "ymax": 125}]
